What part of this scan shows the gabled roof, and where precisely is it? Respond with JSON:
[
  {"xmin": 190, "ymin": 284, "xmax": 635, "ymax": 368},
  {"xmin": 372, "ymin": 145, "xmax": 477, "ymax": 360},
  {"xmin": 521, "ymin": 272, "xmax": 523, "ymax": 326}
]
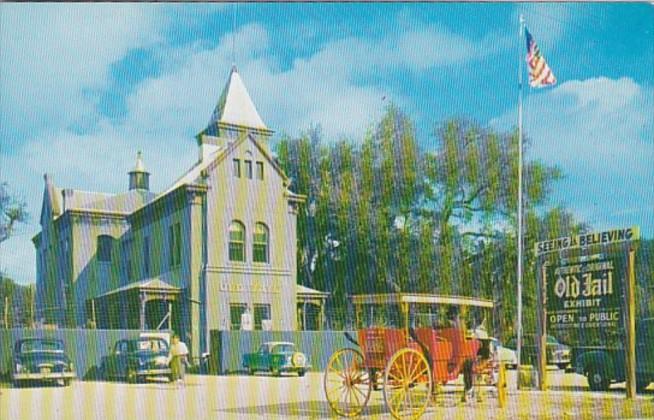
[
  {"xmin": 62, "ymin": 189, "xmax": 156, "ymax": 215},
  {"xmin": 93, "ymin": 278, "xmax": 181, "ymax": 299},
  {"xmin": 41, "ymin": 174, "xmax": 62, "ymax": 222},
  {"xmin": 203, "ymin": 66, "xmax": 268, "ymax": 132},
  {"xmin": 297, "ymin": 284, "xmax": 329, "ymax": 298}
]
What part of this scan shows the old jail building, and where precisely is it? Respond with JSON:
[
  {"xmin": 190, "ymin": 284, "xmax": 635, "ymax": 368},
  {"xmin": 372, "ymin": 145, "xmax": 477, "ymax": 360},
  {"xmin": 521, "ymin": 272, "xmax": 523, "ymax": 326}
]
[{"xmin": 33, "ymin": 67, "xmax": 325, "ymax": 357}]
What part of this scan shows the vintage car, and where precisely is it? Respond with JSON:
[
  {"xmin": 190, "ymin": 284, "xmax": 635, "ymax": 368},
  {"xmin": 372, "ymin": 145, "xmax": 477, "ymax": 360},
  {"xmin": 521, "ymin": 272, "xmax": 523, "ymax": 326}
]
[
  {"xmin": 10, "ymin": 338, "xmax": 76, "ymax": 387},
  {"xmin": 243, "ymin": 341, "xmax": 310, "ymax": 376},
  {"xmin": 506, "ymin": 334, "xmax": 572, "ymax": 370},
  {"xmin": 100, "ymin": 337, "xmax": 171, "ymax": 383},
  {"xmin": 491, "ymin": 338, "xmax": 518, "ymax": 369}
]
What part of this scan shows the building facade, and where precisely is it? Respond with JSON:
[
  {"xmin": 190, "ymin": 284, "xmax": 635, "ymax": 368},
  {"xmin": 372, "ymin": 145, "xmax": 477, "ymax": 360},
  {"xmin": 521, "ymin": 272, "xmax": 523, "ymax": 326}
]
[{"xmin": 33, "ymin": 67, "xmax": 306, "ymax": 357}]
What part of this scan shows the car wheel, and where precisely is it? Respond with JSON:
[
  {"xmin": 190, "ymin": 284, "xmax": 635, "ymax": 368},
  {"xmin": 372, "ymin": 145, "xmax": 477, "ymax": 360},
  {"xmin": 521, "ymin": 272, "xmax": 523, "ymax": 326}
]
[
  {"xmin": 12, "ymin": 379, "xmax": 22, "ymax": 388},
  {"xmin": 126, "ymin": 368, "xmax": 138, "ymax": 384},
  {"xmin": 248, "ymin": 367, "xmax": 255, "ymax": 376},
  {"xmin": 557, "ymin": 363, "xmax": 569, "ymax": 371},
  {"xmin": 587, "ymin": 365, "xmax": 610, "ymax": 391},
  {"xmin": 298, "ymin": 370, "xmax": 306, "ymax": 377},
  {"xmin": 63, "ymin": 379, "xmax": 71, "ymax": 387}
]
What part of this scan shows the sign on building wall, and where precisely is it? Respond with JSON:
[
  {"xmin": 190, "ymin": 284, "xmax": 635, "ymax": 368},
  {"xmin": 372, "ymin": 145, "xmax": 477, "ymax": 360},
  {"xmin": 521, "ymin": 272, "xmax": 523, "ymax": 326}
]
[{"xmin": 546, "ymin": 257, "xmax": 623, "ymax": 331}]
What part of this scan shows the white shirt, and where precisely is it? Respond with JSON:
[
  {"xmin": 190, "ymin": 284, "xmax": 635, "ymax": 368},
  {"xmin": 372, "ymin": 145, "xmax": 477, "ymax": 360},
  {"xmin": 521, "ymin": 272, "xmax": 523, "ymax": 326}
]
[{"xmin": 170, "ymin": 341, "xmax": 189, "ymax": 357}]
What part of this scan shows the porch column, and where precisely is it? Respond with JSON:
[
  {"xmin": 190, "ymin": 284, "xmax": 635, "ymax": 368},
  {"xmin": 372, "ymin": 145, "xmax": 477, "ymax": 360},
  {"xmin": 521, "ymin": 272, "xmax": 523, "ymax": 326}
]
[
  {"xmin": 319, "ymin": 299, "xmax": 325, "ymax": 331},
  {"xmin": 139, "ymin": 292, "xmax": 145, "ymax": 330},
  {"xmin": 303, "ymin": 300, "xmax": 307, "ymax": 331},
  {"xmin": 168, "ymin": 301, "xmax": 172, "ymax": 330},
  {"xmin": 91, "ymin": 299, "xmax": 96, "ymax": 326}
]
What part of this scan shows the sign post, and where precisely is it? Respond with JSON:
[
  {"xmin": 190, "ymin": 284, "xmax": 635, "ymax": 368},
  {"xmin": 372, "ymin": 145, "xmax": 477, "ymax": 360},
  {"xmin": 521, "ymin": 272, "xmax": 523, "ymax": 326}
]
[
  {"xmin": 537, "ymin": 262, "xmax": 548, "ymax": 391},
  {"xmin": 625, "ymin": 248, "xmax": 636, "ymax": 399},
  {"xmin": 534, "ymin": 226, "xmax": 639, "ymax": 398}
]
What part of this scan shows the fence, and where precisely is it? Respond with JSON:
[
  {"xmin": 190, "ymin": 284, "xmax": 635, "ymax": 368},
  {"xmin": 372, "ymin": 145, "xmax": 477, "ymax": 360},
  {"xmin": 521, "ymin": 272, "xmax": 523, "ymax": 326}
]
[
  {"xmin": 0, "ymin": 328, "xmax": 170, "ymax": 381},
  {"xmin": 209, "ymin": 330, "xmax": 356, "ymax": 374}
]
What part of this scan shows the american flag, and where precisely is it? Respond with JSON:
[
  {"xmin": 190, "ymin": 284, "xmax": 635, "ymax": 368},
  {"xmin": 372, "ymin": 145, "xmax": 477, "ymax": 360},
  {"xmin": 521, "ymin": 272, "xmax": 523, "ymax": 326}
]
[{"xmin": 525, "ymin": 28, "xmax": 556, "ymax": 88}]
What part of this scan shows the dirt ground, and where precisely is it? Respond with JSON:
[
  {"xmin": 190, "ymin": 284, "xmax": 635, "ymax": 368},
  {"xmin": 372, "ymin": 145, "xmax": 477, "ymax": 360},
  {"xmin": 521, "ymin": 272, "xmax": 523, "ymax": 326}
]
[{"xmin": 1, "ymin": 370, "xmax": 652, "ymax": 419}]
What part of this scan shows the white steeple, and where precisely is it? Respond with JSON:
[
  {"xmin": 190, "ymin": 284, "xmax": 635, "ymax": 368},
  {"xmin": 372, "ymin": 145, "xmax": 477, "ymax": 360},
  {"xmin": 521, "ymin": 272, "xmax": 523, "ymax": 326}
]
[{"xmin": 207, "ymin": 65, "xmax": 268, "ymax": 130}]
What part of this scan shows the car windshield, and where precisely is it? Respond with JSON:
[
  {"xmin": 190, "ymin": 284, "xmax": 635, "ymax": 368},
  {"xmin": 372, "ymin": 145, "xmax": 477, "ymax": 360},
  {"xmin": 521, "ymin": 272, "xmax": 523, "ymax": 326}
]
[
  {"xmin": 272, "ymin": 344, "xmax": 295, "ymax": 353},
  {"xmin": 547, "ymin": 336, "xmax": 559, "ymax": 345},
  {"xmin": 132, "ymin": 339, "xmax": 168, "ymax": 352},
  {"xmin": 20, "ymin": 340, "xmax": 64, "ymax": 353}
]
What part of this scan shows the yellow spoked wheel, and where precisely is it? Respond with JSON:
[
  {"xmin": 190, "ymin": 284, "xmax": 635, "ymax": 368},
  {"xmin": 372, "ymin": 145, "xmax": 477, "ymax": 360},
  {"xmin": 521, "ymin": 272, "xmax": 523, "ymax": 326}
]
[
  {"xmin": 497, "ymin": 362, "xmax": 507, "ymax": 408},
  {"xmin": 323, "ymin": 348, "xmax": 372, "ymax": 417},
  {"xmin": 383, "ymin": 348, "xmax": 433, "ymax": 420}
]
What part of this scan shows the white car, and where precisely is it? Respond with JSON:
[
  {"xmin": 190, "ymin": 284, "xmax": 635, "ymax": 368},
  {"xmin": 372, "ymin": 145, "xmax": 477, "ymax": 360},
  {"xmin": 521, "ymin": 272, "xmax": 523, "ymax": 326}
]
[{"xmin": 491, "ymin": 338, "xmax": 518, "ymax": 369}]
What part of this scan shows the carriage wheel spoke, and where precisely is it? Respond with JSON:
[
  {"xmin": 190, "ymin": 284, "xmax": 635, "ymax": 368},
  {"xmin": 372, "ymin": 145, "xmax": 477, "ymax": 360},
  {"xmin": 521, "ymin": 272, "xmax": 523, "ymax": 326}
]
[{"xmin": 410, "ymin": 367, "xmax": 429, "ymax": 384}]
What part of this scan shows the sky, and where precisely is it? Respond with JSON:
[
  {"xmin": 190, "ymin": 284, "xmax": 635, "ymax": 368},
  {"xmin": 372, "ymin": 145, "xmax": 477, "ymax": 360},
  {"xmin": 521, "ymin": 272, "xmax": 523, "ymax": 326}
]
[{"xmin": 1, "ymin": 3, "xmax": 653, "ymax": 285}]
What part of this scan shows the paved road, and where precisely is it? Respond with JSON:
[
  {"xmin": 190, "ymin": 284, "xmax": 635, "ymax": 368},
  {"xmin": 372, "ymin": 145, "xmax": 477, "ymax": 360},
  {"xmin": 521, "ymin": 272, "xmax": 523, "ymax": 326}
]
[{"xmin": 1, "ymin": 370, "xmax": 652, "ymax": 419}]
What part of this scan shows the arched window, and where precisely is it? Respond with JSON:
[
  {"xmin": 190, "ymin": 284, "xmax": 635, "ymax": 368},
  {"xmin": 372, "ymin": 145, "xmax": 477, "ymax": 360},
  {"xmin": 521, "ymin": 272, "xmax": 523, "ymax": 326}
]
[
  {"xmin": 253, "ymin": 223, "xmax": 269, "ymax": 263},
  {"xmin": 97, "ymin": 235, "xmax": 114, "ymax": 263},
  {"xmin": 229, "ymin": 221, "xmax": 246, "ymax": 262}
]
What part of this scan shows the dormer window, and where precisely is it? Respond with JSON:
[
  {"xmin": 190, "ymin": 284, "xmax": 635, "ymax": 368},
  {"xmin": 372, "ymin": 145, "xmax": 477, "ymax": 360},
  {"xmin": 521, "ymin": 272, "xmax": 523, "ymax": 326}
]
[
  {"xmin": 256, "ymin": 162, "xmax": 264, "ymax": 180},
  {"xmin": 233, "ymin": 159, "xmax": 241, "ymax": 178},
  {"xmin": 245, "ymin": 160, "xmax": 253, "ymax": 179}
]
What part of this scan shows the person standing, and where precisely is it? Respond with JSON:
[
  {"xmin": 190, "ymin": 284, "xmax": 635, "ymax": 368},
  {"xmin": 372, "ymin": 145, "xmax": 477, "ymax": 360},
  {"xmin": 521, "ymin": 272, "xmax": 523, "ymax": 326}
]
[{"xmin": 168, "ymin": 334, "xmax": 189, "ymax": 387}]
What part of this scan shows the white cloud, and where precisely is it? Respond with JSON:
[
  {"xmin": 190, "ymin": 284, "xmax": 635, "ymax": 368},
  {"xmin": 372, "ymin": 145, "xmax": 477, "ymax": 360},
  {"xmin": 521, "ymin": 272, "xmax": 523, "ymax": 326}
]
[
  {"xmin": 490, "ymin": 77, "xmax": 653, "ymax": 233},
  {"xmin": 0, "ymin": 4, "xmax": 167, "ymax": 136}
]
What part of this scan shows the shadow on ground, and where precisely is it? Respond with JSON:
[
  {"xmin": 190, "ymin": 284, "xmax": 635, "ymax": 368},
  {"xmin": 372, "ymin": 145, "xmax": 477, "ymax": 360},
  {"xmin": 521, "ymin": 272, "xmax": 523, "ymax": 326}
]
[{"xmin": 216, "ymin": 400, "xmax": 389, "ymax": 419}]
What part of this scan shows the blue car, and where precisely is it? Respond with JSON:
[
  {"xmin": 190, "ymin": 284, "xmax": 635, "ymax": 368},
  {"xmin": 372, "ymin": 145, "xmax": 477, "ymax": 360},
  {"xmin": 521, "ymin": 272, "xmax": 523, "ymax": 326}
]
[
  {"xmin": 100, "ymin": 337, "xmax": 172, "ymax": 383},
  {"xmin": 10, "ymin": 338, "xmax": 76, "ymax": 387}
]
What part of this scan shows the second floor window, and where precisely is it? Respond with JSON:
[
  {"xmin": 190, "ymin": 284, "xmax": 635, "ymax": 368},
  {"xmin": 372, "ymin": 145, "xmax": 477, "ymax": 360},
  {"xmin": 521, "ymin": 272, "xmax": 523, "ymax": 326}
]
[
  {"xmin": 121, "ymin": 239, "xmax": 132, "ymax": 282},
  {"xmin": 97, "ymin": 235, "xmax": 113, "ymax": 263},
  {"xmin": 245, "ymin": 160, "xmax": 253, "ymax": 179},
  {"xmin": 144, "ymin": 236, "xmax": 151, "ymax": 276},
  {"xmin": 253, "ymin": 223, "xmax": 269, "ymax": 263},
  {"xmin": 169, "ymin": 222, "xmax": 181, "ymax": 267},
  {"xmin": 229, "ymin": 221, "xmax": 245, "ymax": 262}
]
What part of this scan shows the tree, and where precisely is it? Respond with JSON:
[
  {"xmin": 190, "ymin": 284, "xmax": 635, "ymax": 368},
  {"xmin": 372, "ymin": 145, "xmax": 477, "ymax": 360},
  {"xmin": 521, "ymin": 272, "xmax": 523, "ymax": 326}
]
[
  {"xmin": 0, "ymin": 182, "xmax": 28, "ymax": 243},
  {"xmin": 276, "ymin": 108, "xmax": 571, "ymax": 334}
]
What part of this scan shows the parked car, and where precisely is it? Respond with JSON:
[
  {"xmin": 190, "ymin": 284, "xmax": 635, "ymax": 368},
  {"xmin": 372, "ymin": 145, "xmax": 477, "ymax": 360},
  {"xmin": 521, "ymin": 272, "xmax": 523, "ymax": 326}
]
[
  {"xmin": 506, "ymin": 334, "xmax": 572, "ymax": 370},
  {"xmin": 491, "ymin": 338, "xmax": 518, "ymax": 369},
  {"xmin": 100, "ymin": 337, "xmax": 172, "ymax": 383},
  {"xmin": 243, "ymin": 341, "xmax": 310, "ymax": 377},
  {"xmin": 575, "ymin": 318, "xmax": 654, "ymax": 392},
  {"xmin": 10, "ymin": 338, "xmax": 76, "ymax": 387}
]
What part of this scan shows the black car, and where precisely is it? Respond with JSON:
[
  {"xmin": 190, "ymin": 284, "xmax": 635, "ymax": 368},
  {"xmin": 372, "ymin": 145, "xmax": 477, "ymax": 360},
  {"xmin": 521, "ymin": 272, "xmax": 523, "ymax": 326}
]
[
  {"xmin": 100, "ymin": 337, "xmax": 172, "ymax": 383},
  {"xmin": 506, "ymin": 334, "xmax": 572, "ymax": 370},
  {"xmin": 9, "ymin": 338, "xmax": 76, "ymax": 387}
]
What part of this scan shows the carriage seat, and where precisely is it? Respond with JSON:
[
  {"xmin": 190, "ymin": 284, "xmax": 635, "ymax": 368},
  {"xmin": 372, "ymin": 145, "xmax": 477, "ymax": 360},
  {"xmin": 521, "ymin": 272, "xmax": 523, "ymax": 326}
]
[
  {"xmin": 435, "ymin": 328, "xmax": 481, "ymax": 371},
  {"xmin": 414, "ymin": 328, "xmax": 452, "ymax": 381}
]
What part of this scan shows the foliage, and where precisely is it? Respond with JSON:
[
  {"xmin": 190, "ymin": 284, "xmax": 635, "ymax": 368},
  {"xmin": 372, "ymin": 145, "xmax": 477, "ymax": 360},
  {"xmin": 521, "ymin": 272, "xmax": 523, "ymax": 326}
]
[
  {"xmin": 276, "ymin": 105, "xmax": 649, "ymax": 337},
  {"xmin": 0, "ymin": 182, "xmax": 28, "ymax": 244},
  {"xmin": 0, "ymin": 276, "xmax": 35, "ymax": 328}
]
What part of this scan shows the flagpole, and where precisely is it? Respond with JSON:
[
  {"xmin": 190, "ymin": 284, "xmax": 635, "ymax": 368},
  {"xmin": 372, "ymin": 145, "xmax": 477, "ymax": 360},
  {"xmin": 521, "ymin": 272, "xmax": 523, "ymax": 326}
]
[{"xmin": 516, "ymin": 13, "xmax": 525, "ymax": 389}]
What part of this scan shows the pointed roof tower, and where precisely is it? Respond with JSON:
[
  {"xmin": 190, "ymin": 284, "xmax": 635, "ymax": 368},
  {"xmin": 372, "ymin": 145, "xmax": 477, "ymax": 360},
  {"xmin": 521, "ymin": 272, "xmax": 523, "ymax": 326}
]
[
  {"xmin": 205, "ymin": 65, "xmax": 268, "ymax": 132},
  {"xmin": 196, "ymin": 66, "xmax": 273, "ymax": 161}
]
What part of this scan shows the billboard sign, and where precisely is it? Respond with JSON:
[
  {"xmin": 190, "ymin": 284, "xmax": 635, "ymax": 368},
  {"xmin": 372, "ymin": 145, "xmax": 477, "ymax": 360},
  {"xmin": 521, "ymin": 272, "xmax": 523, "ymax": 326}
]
[{"xmin": 546, "ymin": 258, "xmax": 623, "ymax": 331}]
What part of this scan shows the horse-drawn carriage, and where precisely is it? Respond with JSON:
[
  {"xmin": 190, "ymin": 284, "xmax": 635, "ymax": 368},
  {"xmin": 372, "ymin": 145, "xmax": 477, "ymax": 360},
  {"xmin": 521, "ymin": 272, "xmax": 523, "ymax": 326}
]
[{"xmin": 323, "ymin": 293, "xmax": 507, "ymax": 419}]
